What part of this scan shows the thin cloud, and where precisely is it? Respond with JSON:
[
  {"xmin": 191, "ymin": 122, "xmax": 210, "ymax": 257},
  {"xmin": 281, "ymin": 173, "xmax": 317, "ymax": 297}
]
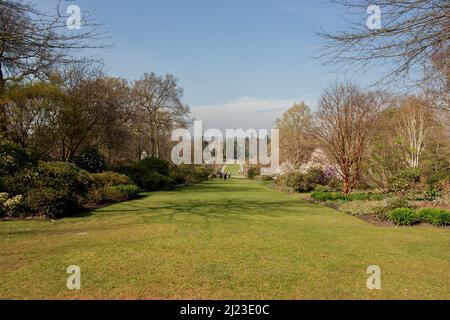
[{"xmin": 191, "ymin": 97, "xmax": 299, "ymax": 131}]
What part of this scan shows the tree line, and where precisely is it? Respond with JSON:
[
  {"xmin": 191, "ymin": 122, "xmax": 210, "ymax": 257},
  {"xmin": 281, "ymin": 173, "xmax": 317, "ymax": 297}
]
[{"xmin": 277, "ymin": 84, "xmax": 449, "ymax": 194}]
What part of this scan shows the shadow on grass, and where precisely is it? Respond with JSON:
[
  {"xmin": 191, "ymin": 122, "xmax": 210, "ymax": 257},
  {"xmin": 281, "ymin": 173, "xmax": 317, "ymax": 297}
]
[{"xmin": 97, "ymin": 197, "xmax": 320, "ymax": 226}]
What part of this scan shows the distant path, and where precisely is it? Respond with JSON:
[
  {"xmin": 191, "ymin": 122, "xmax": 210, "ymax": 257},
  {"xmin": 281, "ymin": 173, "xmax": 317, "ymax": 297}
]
[{"xmin": 223, "ymin": 163, "xmax": 243, "ymax": 176}]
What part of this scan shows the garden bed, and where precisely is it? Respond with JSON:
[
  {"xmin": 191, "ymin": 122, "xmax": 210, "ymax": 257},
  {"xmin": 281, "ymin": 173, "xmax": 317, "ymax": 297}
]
[{"xmin": 303, "ymin": 193, "xmax": 450, "ymax": 229}]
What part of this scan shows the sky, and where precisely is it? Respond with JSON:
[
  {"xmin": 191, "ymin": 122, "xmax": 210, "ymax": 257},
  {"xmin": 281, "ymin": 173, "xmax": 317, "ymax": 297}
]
[{"xmin": 32, "ymin": 0, "xmax": 387, "ymax": 130}]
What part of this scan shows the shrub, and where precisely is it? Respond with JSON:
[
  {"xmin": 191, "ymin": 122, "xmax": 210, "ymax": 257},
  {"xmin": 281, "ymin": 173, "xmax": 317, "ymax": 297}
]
[
  {"xmin": 273, "ymin": 169, "xmax": 329, "ymax": 193},
  {"xmin": 304, "ymin": 168, "xmax": 329, "ymax": 188},
  {"xmin": 119, "ymin": 158, "xmax": 172, "ymax": 190},
  {"xmin": 247, "ymin": 167, "xmax": 260, "ymax": 180},
  {"xmin": 374, "ymin": 197, "xmax": 414, "ymax": 220},
  {"xmin": 416, "ymin": 208, "xmax": 438, "ymax": 223},
  {"xmin": 87, "ymin": 184, "xmax": 141, "ymax": 205},
  {"xmin": 101, "ymin": 186, "xmax": 127, "ymax": 203},
  {"xmin": 339, "ymin": 200, "xmax": 388, "ymax": 216},
  {"xmin": 170, "ymin": 165, "xmax": 211, "ymax": 185},
  {"xmin": 25, "ymin": 188, "xmax": 77, "ymax": 218},
  {"xmin": 311, "ymin": 191, "xmax": 383, "ymax": 202},
  {"xmin": 1, "ymin": 168, "xmax": 39, "ymax": 195},
  {"xmin": 74, "ymin": 148, "xmax": 105, "ymax": 173},
  {"xmin": 424, "ymin": 187, "xmax": 441, "ymax": 201},
  {"xmin": 392, "ymin": 167, "xmax": 422, "ymax": 193},
  {"xmin": 0, "ymin": 140, "xmax": 33, "ymax": 177},
  {"xmin": 0, "ymin": 193, "xmax": 24, "ymax": 217},
  {"xmin": 3, "ymin": 195, "xmax": 24, "ymax": 217},
  {"xmin": 113, "ymin": 185, "xmax": 141, "ymax": 200},
  {"xmin": 0, "ymin": 193, "xmax": 7, "ymax": 216},
  {"xmin": 431, "ymin": 211, "xmax": 450, "ymax": 226},
  {"xmin": 416, "ymin": 208, "xmax": 450, "ymax": 226},
  {"xmin": 90, "ymin": 172, "xmax": 131, "ymax": 187},
  {"xmin": 34, "ymin": 162, "xmax": 92, "ymax": 196},
  {"xmin": 389, "ymin": 208, "xmax": 419, "ymax": 226},
  {"xmin": 315, "ymin": 185, "xmax": 332, "ymax": 193},
  {"xmin": 7, "ymin": 162, "xmax": 93, "ymax": 218}
]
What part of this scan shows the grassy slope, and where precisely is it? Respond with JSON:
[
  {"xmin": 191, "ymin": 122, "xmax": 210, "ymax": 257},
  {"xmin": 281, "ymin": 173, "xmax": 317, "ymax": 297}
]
[
  {"xmin": 0, "ymin": 178, "xmax": 449, "ymax": 300},
  {"xmin": 223, "ymin": 164, "xmax": 241, "ymax": 175}
]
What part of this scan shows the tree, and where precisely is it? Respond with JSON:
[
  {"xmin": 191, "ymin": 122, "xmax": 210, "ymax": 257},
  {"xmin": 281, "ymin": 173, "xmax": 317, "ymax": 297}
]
[
  {"xmin": 315, "ymin": 83, "xmax": 382, "ymax": 194},
  {"xmin": 132, "ymin": 73, "xmax": 190, "ymax": 158},
  {"xmin": 422, "ymin": 45, "xmax": 450, "ymax": 112},
  {"xmin": 276, "ymin": 102, "xmax": 316, "ymax": 168},
  {"xmin": 365, "ymin": 107, "xmax": 406, "ymax": 192},
  {"xmin": 1, "ymin": 82, "xmax": 63, "ymax": 159},
  {"xmin": 319, "ymin": 0, "xmax": 449, "ymax": 88},
  {"xmin": 397, "ymin": 96, "xmax": 431, "ymax": 168},
  {"xmin": 0, "ymin": 0, "xmax": 107, "ymax": 131}
]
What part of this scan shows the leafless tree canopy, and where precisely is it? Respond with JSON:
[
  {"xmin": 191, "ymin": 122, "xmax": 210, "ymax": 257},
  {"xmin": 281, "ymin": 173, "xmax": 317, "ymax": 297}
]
[
  {"xmin": 0, "ymin": 0, "xmax": 108, "ymax": 93},
  {"xmin": 319, "ymin": 0, "xmax": 449, "ymax": 87},
  {"xmin": 132, "ymin": 73, "xmax": 191, "ymax": 158},
  {"xmin": 315, "ymin": 83, "xmax": 383, "ymax": 193}
]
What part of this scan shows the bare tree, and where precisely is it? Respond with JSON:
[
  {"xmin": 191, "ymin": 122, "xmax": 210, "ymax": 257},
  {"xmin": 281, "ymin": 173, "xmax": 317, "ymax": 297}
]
[
  {"xmin": 276, "ymin": 102, "xmax": 316, "ymax": 168},
  {"xmin": 422, "ymin": 45, "xmax": 450, "ymax": 112},
  {"xmin": 132, "ymin": 73, "xmax": 190, "ymax": 158},
  {"xmin": 315, "ymin": 83, "xmax": 383, "ymax": 193},
  {"xmin": 0, "ymin": 0, "xmax": 108, "ymax": 130},
  {"xmin": 397, "ymin": 96, "xmax": 430, "ymax": 168},
  {"xmin": 319, "ymin": 0, "xmax": 449, "ymax": 87}
]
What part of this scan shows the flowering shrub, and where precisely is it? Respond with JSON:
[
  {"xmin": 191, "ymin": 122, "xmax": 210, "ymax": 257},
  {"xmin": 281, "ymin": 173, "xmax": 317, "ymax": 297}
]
[
  {"xmin": 0, "ymin": 193, "xmax": 24, "ymax": 217},
  {"xmin": 339, "ymin": 200, "xmax": 388, "ymax": 216}
]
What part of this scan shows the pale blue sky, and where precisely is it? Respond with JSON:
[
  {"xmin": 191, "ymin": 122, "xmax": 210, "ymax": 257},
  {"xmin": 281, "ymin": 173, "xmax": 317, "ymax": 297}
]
[{"xmin": 33, "ymin": 0, "xmax": 390, "ymax": 129}]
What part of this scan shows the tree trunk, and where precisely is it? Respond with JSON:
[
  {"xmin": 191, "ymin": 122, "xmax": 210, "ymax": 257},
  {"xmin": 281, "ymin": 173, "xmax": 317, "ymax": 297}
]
[
  {"xmin": 343, "ymin": 178, "xmax": 350, "ymax": 194},
  {"xmin": 0, "ymin": 69, "xmax": 7, "ymax": 134}
]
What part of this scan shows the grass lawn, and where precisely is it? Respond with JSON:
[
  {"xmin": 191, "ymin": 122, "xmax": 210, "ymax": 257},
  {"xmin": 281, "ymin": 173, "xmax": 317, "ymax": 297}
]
[
  {"xmin": 0, "ymin": 178, "xmax": 449, "ymax": 300},
  {"xmin": 223, "ymin": 164, "xmax": 242, "ymax": 176}
]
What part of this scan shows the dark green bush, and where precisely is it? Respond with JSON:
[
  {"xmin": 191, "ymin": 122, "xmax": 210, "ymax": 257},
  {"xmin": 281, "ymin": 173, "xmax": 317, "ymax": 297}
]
[
  {"xmin": 304, "ymin": 168, "xmax": 329, "ymax": 188},
  {"xmin": 274, "ymin": 169, "xmax": 334, "ymax": 193},
  {"xmin": 34, "ymin": 162, "xmax": 92, "ymax": 194},
  {"xmin": 0, "ymin": 140, "xmax": 33, "ymax": 177},
  {"xmin": 113, "ymin": 184, "xmax": 141, "ymax": 200},
  {"xmin": 247, "ymin": 167, "xmax": 260, "ymax": 180},
  {"xmin": 25, "ymin": 188, "xmax": 77, "ymax": 218},
  {"xmin": 389, "ymin": 208, "xmax": 419, "ymax": 226},
  {"xmin": 119, "ymin": 158, "xmax": 173, "ymax": 190},
  {"xmin": 90, "ymin": 171, "xmax": 131, "ymax": 187},
  {"xmin": 374, "ymin": 197, "xmax": 414, "ymax": 220},
  {"xmin": 1, "ymin": 168, "xmax": 39, "ymax": 195},
  {"xmin": 431, "ymin": 211, "xmax": 450, "ymax": 226},
  {"xmin": 74, "ymin": 148, "xmax": 106, "ymax": 173},
  {"xmin": 170, "ymin": 165, "xmax": 211, "ymax": 185},
  {"xmin": 100, "ymin": 186, "xmax": 127, "ymax": 203},
  {"xmin": 8, "ymin": 162, "xmax": 92, "ymax": 218},
  {"xmin": 416, "ymin": 208, "xmax": 450, "ymax": 226}
]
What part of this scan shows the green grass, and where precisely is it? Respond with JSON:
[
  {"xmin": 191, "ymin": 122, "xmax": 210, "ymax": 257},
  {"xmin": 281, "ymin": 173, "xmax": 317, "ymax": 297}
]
[
  {"xmin": 0, "ymin": 179, "xmax": 449, "ymax": 299},
  {"xmin": 223, "ymin": 163, "xmax": 242, "ymax": 176}
]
